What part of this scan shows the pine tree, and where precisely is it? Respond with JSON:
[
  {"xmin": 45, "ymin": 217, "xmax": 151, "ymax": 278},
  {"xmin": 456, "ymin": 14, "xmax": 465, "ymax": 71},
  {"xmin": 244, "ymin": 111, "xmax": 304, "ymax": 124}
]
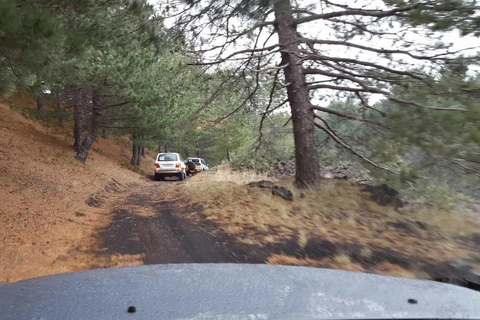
[{"xmin": 166, "ymin": 0, "xmax": 480, "ymax": 188}]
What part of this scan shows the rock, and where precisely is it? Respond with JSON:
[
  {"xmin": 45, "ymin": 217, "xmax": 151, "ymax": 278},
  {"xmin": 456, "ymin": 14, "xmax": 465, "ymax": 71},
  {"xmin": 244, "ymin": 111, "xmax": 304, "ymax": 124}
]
[
  {"xmin": 415, "ymin": 221, "xmax": 428, "ymax": 230},
  {"xmin": 86, "ymin": 195, "xmax": 103, "ymax": 207},
  {"xmin": 272, "ymin": 186, "xmax": 293, "ymax": 201},
  {"xmin": 248, "ymin": 180, "xmax": 275, "ymax": 189},
  {"xmin": 362, "ymin": 184, "xmax": 404, "ymax": 208},
  {"xmin": 386, "ymin": 221, "xmax": 416, "ymax": 234},
  {"xmin": 104, "ymin": 181, "xmax": 121, "ymax": 193},
  {"xmin": 248, "ymin": 180, "xmax": 293, "ymax": 201}
]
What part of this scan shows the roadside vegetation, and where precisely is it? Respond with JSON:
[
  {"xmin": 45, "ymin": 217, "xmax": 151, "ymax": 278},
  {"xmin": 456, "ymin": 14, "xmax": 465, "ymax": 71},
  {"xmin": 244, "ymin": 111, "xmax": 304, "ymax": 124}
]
[{"xmin": 187, "ymin": 168, "xmax": 480, "ymax": 278}]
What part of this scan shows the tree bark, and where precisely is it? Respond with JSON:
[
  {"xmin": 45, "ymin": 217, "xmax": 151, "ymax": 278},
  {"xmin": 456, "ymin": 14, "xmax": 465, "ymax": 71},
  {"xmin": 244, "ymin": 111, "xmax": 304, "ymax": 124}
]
[
  {"xmin": 36, "ymin": 98, "xmax": 44, "ymax": 119},
  {"xmin": 56, "ymin": 99, "xmax": 65, "ymax": 128},
  {"xmin": 73, "ymin": 87, "xmax": 83, "ymax": 153},
  {"xmin": 137, "ymin": 146, "xmax": 142, "ymax": 166},
  {"xmin": 131, "ymin": 144, "xmax": 141, "ymax": 166},
  {"xmin": 130, "ymin": 143, "xmax": 139, "ymax": 166},
  {"xmin": 131, "ymin": 135, "xmax": 141, "ymax": 166},
  {"xmin": 224, "ymin": 128, "xmax": 231, "ymax": 162},
  {"xmin": 75, "ymin": 91, "xmax": 100, "ymax": 163},
  {"xmin": 52, "ymin": 88, "xmax": 65, "ymax": 128},
  {"xmin": 273, "ymin": 0, "xmax": 320, "ymax": 188},
  {"xmin": 141, "ymin": 146, "xmax": 145, "ymax": 157},
  {"xmin": 36, "ymin": 98, "xmax": 44, "ymax": 112}
]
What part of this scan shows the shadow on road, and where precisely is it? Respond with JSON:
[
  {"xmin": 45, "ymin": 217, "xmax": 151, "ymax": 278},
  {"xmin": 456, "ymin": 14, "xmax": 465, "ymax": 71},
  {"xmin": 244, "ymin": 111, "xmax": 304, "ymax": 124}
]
[{"xmin": 97, "ymin": 182, "xmax": 263, "ymax": 264}]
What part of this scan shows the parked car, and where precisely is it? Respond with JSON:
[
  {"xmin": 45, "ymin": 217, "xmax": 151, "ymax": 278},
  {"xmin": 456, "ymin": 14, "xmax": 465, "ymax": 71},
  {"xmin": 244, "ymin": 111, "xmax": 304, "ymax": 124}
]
[
  {"xmin": 187, "ymin": 157, "xmax": 209, "ymax": 171},
  {"xmin": 154, "ymin": 153, "xmax": 186, "ymax": 181},
  {"xmin": 185, "ymin": 159, "xmax": 200, "ymax": 176}
]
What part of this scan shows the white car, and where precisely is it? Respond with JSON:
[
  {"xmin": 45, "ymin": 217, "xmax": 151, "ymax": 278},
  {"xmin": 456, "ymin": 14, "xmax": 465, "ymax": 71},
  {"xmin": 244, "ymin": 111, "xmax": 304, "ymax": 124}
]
[
  {"xmin": 154, "ymin": 153, "xmax": 186, "ymax": 181},
  {"xmin": 187, "ymin": 157, "xmax": 209, "ymax": 171}
]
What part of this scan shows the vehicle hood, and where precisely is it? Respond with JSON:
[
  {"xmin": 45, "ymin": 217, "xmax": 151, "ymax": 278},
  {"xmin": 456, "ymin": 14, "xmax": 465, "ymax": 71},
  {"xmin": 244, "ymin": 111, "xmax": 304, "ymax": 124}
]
[{"xmin": 1, "ymin": 264, "xmax": 480, "ymax": 319}]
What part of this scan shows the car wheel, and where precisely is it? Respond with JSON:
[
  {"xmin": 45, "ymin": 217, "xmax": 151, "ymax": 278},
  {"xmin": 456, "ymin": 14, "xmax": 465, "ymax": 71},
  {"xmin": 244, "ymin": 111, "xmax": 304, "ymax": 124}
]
[{"xmin": 178, "ymin": 172, "xmax": 185, "ymax": 181}]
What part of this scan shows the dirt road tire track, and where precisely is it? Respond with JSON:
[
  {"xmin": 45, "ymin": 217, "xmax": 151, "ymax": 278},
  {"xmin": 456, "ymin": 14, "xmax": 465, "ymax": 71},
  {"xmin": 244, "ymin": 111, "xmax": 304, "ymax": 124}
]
[{"xmin": 98, "ymin": 180, "xmax": 245, "ymax": 264}]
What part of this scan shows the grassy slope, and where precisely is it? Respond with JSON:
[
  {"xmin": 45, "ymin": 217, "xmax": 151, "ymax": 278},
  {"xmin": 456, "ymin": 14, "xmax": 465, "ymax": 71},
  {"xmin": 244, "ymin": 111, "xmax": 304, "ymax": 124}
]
[
  {"xmin": 186, "ymin": 168, "xmax": 480, "ymax": 278},
  {"xmin": 0, "ymin": 95, "xmax": 154, "ymax": 282}
]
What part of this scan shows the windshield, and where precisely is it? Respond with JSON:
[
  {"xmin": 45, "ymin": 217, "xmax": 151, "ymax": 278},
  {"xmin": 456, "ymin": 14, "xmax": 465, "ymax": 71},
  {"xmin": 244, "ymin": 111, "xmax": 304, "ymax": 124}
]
[{"xmin": 158, "ymin": 154, "xmax": 178, "ymax": 161}]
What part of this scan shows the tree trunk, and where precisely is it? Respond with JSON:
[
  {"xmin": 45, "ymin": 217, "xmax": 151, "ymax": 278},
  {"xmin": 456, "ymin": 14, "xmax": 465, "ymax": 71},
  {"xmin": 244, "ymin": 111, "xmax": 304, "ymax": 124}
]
[
  {"xmin": 137, "ymin": 146, "xmax": 142, "ymax": 166},
  {"xmin": 273, "ymin": 0, "xmax": 320, "ymax": 188},
  {"xmin": 130, "ymin": 143, "xmax": 139, "ymax": 166},
  {"xmin": 102, "ymin": 129, "xmax": 109, "ymax": 140},
  {"xmin": 224, "ymin": 128, "xmax": 231, "ymax": 162},
  {"xmin": 52, "ymin": 87, "xmax": 65, "ymax": 128},
  {"xmin": 56, "ymin": 99, "xmax": 65, "ymax": 128},
  {"xmin": 36, "ymin": 98, "xmax": 44, "ymax": 119},
  {"xmin": 131, "ymin": 144, "xmax": 141, "ymax": 166},
  {"xmin": 141, "ymin": 146, "xmax": 145, "ymax": 157},
  {"xmin": 164, "ymin": 143, "xmax": 168, "ymax": 153},
  {"xmin": 131, "ymin": 135, "xmax": 141, "ymax": 166},
  {"xmin": 37, "ymin": 98, "xmax": 44, "ymax": 112},
  {"xmin": 75, "ymin": 91, "xmax": 100, "ymax": 163},
  {"xmin": 73, "ymin": 88, "xmax": 82, "ymax": 153}
]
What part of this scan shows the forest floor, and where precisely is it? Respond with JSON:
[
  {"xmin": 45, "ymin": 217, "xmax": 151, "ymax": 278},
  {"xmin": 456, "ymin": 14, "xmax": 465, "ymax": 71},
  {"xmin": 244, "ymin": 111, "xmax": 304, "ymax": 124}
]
[{"xmin": 2, "ymin": 95, "xmax": 480, "ymax": 284}]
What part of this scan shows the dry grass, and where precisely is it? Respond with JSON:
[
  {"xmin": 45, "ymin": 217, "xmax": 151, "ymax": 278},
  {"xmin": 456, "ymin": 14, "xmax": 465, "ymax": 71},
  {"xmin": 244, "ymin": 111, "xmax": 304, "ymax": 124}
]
[
  {"xmin": 187, "ymin": 169, "xmax": 480, "ymax": 277},
  {"xmin": 268, "ymin": 254, "xmax": 323, "ymax": 267},
  {"xmin": 0, "ymin": 95, "xmax": 152, "ymax": 282},
  {"xmin": 267, "ymin": 254, "xmax": 364, "ymax": 272},
  {"xmin": 268, "ymin": 254, "xmax": 418, "ymax": 277},
  {"xmin": 374, "ymin": 262, "xmax": 418, "ymax": 279},
  {"xmin": 191, "ymin": 166, "xmax": 272, "ymax": 184}
]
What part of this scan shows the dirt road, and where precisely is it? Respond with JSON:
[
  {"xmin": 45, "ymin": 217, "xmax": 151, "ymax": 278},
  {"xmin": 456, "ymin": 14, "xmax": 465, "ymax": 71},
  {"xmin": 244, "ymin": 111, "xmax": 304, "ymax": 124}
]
[{"xmin": 97, "ymin": 179, "xmax": 268, "ymax": 265}]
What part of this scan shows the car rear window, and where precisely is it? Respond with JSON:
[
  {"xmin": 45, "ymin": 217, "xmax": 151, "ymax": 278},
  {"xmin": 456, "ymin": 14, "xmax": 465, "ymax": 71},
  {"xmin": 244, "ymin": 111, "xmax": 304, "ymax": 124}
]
[
  {"xmin": 158, "ymin": 154, "xmax": 178, "ymax": 161},
  {"xmin": 189, "ymin": 158, "xmax": 200, "ymax": 164}
]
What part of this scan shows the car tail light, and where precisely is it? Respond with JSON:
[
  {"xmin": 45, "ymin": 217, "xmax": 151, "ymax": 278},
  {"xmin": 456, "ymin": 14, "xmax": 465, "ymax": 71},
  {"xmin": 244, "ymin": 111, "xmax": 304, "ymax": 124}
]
[
  {"xmin": 154, "ymin": 164, "xmax": 160, "ymax": 168},
  {"xmin": 175, "ymin": 163, "xmax": 181, "ymax": 168}
]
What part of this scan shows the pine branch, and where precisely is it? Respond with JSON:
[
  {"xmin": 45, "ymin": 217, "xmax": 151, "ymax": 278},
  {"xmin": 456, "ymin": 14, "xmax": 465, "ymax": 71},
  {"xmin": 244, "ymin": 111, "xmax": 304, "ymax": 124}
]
[
  {"xmin": 314, "ymin": 118, "xmax": 397, "ymax": 174},
  {"xmin": 299, "ymin": 38, "xmax": 479, "ymax": 61},
  {"xmin": 312, "ymin": 106, "xmax": 383, "ymax": 126},
  {"xmin": 294, "ymin": 4, "xmax": 418, "ymax": 24}
]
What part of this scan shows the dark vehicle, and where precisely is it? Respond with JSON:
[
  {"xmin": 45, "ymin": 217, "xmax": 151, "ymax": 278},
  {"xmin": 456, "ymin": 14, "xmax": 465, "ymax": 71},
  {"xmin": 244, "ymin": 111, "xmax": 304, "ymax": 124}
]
[
  {"xmin": 187, "ymin": 157, "xmax": 209, "ymax": 171},
  {"xmin": 1, "ymin": 264, "xmax": 480, "ymax": 319},
  {"xmin": 185, "ymin": 159, "xmax": 199, "ymax": 176}
]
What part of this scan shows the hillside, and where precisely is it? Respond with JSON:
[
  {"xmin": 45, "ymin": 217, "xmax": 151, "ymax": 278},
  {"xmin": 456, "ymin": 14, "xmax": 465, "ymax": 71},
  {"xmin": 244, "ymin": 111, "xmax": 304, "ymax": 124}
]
[{"xmin": 0, "ymin": 96, "xmax": 153, "ymax": 282}]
